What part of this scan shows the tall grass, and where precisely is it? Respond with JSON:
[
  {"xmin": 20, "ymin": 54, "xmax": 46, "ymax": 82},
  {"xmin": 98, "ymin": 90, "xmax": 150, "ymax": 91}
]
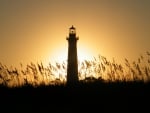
[
  {"xmin": 0, "ymin": 62, "xmax": 67, "ymax": 87},
  {"xmin": 0, "ymin": 52, "xmax": 150, "ymax": 87}
]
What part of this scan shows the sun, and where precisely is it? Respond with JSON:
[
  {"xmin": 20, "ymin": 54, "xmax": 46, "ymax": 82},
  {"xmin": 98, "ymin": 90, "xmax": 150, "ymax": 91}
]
[
  {"xmin": 78, "ymin": 47, "xmax": 93, "ymax": 62},
  {"xmin": 49, "ymin": 45, "xmax": 93, "ymax": 65}
]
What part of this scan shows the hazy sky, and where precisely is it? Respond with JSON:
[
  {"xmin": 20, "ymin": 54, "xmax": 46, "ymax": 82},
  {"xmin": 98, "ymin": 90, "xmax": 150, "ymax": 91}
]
[{"xmin": 0, "ymin": 0, "xmax": 150, "ymax": 67}]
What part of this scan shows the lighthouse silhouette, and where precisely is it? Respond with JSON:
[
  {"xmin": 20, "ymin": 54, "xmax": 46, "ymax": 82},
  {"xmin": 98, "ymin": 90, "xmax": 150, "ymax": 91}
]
[{"xmin": 66, "ymin": 25, "xmax": 79, "ymax": 85}]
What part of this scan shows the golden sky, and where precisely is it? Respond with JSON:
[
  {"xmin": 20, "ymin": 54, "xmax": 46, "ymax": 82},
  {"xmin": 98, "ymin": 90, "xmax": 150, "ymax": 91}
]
[{"xmin": 0, "ymin": 0, "xmax": 150, "ymax": 67}]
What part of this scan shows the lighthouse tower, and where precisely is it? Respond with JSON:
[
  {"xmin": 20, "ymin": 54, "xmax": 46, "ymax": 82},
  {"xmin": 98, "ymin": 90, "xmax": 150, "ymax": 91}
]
[{"xmin": 66, "ymin": 25, "xmax": 79, "ymax": 85}]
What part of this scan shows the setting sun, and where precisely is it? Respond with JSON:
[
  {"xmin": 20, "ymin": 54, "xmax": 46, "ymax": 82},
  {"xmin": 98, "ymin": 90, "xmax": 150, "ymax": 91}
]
[
  {"xmin": 78, "ymin": 46, "xmax": 93, "ymax": 62},
  {"xmin": 48, "ymin": 26, "xmax": 94, "ymax": 65},
  {"xmin": 50, "ymin": 45, "xmax": 93, "ymax": 64}
]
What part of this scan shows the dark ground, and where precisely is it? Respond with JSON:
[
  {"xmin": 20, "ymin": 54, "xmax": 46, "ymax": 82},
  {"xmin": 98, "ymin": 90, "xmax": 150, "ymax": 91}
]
[{"xmin": 0, "ymin": 81, "xmax": 150, "ymax": 113}]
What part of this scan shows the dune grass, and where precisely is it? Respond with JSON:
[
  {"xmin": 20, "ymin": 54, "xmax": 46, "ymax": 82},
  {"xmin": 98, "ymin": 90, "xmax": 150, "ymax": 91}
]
[{"xmin": 0, "ymin": 52, "xmax": 150, "ymax": 87}]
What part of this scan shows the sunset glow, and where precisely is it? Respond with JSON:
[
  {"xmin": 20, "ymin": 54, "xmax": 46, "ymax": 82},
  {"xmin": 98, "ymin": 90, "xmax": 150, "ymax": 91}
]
[
  {"xmin": 0, "ymin": 0, "xmax": 150, "ymax": 68},
  {"xmin": 0, "ymin": 2, "xmax": 150, "ymax": 113}
]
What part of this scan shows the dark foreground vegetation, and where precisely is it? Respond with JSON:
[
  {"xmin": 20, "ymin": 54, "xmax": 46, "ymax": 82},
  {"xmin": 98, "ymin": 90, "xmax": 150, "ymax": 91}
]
[
  {"xmin": 0, "ymin": 81, "xmax": 150, "ymax": 113},
  {"xmin": 0, "ymin": 52, "xmax": 150, "ymax": 112},
  {"xmin": 1, "ymin": 52, "xmax": 150, "ymax": 87}
]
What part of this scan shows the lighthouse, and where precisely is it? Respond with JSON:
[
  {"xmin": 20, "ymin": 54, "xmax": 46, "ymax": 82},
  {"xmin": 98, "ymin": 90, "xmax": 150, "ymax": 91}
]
[{"xmin": 66, "ymin": 25, "xmax": 79, "ymax": 85}]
